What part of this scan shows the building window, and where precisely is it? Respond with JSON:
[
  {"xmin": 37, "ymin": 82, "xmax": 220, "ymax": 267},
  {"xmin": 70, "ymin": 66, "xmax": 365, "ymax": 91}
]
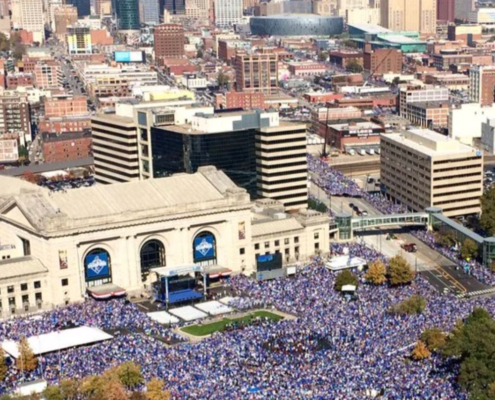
[
  {"xmin": 294, "ymin": 237, "xmax": 299, "ymax": 244},
  {"xmin": 314, "ymin": 232, "xmax": 319, "ymax": 239},
  {"xmin": 61, "ymin": 278, "xmax": 69, "ymax": 287},
  {"xmin": 20, "ymin": 283, "xmax": 28, "ymax": 291},
  {"xmin": 35, "ymin": 292, "xmax": 42, "ymax": 304},
  {"xmin": 20, "ymin": 237, "xmax": 31, "ymax": 256},
  {"xmin": 22, "ymin": 295, "xmax": 29, "ymax": 309},
  {"xmin": 284, "ymin": 248, "xmax": 289, "ymax": 255},
  {"xmin": 239, "ymin": 248, "xmax": 245, "ymax": 255},
  {"xmin": 7, "ymin": 286, "xmax": 14, "ymax": 294},
  {"xmin": 284, "ymin": 238, "xmax": 289, "ymax": 245},
  {"xmin": 8, "ymin": 297, "xmax": 15, "ymax": 309},
  {"xmin": 34, "ymin": 281, "xmax": 41, "ymax": 289},
  {"xmin": 264, "ymin": 242, "xmax": 269, "ymax": 249},
  {"xmin": 274, "ymin": 240, "xmax": 280, "ymax": 247},
  {"xmin": 315, "ymin": 242, "xmax": 320, "ymax": 251},
  {"xmin": 255, "ymin": 243, "xmax": 260, "ymax": 250}
]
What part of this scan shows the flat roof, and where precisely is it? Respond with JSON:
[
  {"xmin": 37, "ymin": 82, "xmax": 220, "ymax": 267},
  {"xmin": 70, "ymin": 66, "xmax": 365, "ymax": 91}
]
[
  {"xmin": 378, "ymin": 35, "xmax": 424, "ymax": 44},
  {"xmin": 348, "ymin": 23, "xmax": 392, "ymax": 34},
  {"xmin": 328, "ymin": 121, "xmax": 381, "ymax": 130},
  {"xmin": 0, "ymin": 157, "xmax": 94, "ymax": 177}
]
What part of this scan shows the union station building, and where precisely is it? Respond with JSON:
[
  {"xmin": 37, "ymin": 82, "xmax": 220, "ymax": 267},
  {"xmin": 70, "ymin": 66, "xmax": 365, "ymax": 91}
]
[{"xmin": 0, "ymin": 167, "xmax": 329, "ymax": 315}]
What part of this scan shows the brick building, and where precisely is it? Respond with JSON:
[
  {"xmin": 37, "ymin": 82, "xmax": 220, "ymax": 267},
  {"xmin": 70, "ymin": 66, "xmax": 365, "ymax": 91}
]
[
  {"xmin": 470, "ymin": 65, "xmax": 495, "ymax": 106},
  {"xmin": 0, "ymin": 93, "xmax": 31, "ymax": 145},
  {"xmin": 437, "ymin": 0, "xmax": 455, "ymax": 22},
  {"xmin": 154, "ymin": 24, "xmax": 185, "ymax": 65},
  {"xmin": 215, "ymin": 92, "xmax": 265, "ymax": 109},
  {"xmin": 329, "ymin": 50, "xmax": 364, "ymax": 69},
  {"xmin": 38, "ymin": 116, "xmax": 92, "ymax": 134},
  {"xmin": 41, "ymin": 131, "xmax": 92, "ymax": 163},
  {"xmin": 90, "ymin": 28, "xmax": 114, "ymax": 45},
  {"xmin": 33, "ymin": 62, "xmax": 63, "ymax": 89},
  {"xmin": 44, "ymin": 96, "xmax": 88, "ymax": 118},
  {"xmin": 234, "ymin": 53, "xmax": 278, "ymax": 94},
  {"xmin": 288, "ymin": 62, "xmax": 326, "ymax": 77},
  {"xmin": 6, "ymin": 73, "xmax": 35, "ymax": 89},
  {"xmin": 363, "ymin": 45, "xmax": 402, "ymax": 75},
  {"xmin": 320, "ymin": 120, "xmax": 385, "ymax": 151}
]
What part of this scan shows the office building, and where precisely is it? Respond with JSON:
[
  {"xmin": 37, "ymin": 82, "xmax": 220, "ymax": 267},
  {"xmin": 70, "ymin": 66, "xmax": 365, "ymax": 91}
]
[
  {"xmin": 117, "ymin": 0, "xmax": 140, "ymax": 31},
  {"xmin": 41, "ymin": 131, "xmax": 92, "ymax": 163},
  {"xmin": 0, "ymin": 135, "xmax": 18, "ymax": 164},
  {"xmin": 345, "ymin": 7, "xmax": 381, "ymax": 25},
  {"xmin": 447, "ymin": 24, "xmax": 482, "ymax": 42},
  {"xmin": 54, "ymin": 6, "xmax": 78, "ymax": 40},
  {"xmin": 380, "ymin": 0, "xmax": 436, "ymax": 34},
  {"xmin": 399, "ymin": 85, "xmax": 449, "ymax": 117},
  {"xmin": 44, "ymin": 96, "xmax": 88, "ymax": 118},
  {"xmin": 153, "ymin": 24, "xmax": 184, "ymax": 62},
  {"xmin": 449, "ymin": 103, "xmax": 495, "ymax": 146},
  {"xmin": 65, "ymin": 0, "xmax": 90, "ymax": 17},
  {"xmin": 185, "ymin": 0, "xmax": 209, "ymax": 20},
  {"xmin": 404, "ymin": 101, "xmax": 450, "ymax": 129},
  {"xmin": 33, "ymin": 62, "xmax": 63, "ymax": 89},
  {"xmin": 19, "ymin": 0, "xmax": 45, "ymax": 43},
  {"xmin": 363, "ymin": 44, "xmax": 402, "ymax": 75},
  {"xmin": 234, "ymin": 53, "xmax": 278, "ymax": 95},
  {"xmin": 469, "ymin": 8, "xmax": 495, "ymax": 27},
  {"xmin": 313, "ymin": 0, "xmax": 337, "ymax": 15},
  {"xmin": 66, "ymin": 26, "xmax": 92, "ymax": 55},
  {"xmin": 255, "ymin": 122, "xmax": 308, "ymax": 210},
  {"xmin": 0, "ymin": 172, "xmax": 328, "ymax": 310},
  {"xmin": 381, "ymin": 128, "xmax": 483, "ymax": 218},
  {"xmin": 140, "ymin": 0, "xmax": 160, "ymax": 24},
  {"xmin": 437, "ymin": 0, "xmax": 454, "ymax": 22},
  {"xmin": 455, "ymin": 0, "xmax": 474, "ymax": 21},
  {"xmin": 214, "ymin": 0, "xmax": 243, "ymax": 28},
  {"xmin": 469, "ymin": 66, "xmax": 495, "ymax": 106}
]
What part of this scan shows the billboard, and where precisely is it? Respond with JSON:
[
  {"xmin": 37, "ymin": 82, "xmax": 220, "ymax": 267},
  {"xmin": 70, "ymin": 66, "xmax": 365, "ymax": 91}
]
[
  {"xmin": 256, "ymin": 253, "xmax": 283, "ymax": 272},
  {"xmin": 85, "ymin": 252, "xmax": 110, "ymax": 280},
  {"xmin": 114, "ymin": 51, "xmax": 145, "ymax": 63},
  {"xmin": 194, "ymin": 235, "xmax": 216, "ymax": 261}
]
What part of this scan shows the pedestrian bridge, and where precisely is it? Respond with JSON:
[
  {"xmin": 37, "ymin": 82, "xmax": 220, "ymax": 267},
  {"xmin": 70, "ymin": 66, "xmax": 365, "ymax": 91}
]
[{"xmin": 351, "ymin": 213, "xmax": 429, "ymax": 231}]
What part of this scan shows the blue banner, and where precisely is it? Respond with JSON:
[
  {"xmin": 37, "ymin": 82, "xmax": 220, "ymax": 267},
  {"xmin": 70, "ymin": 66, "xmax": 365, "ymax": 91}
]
[
  {"xmin": 85, "ymin": 252, "xmax": 110, "ymax": 280},
  {"xmin": 194, "ymin": 235, "xmax": 215, "ymax": 261},
  {"xmin": 257, "ymin": 255, "xmax": 274, "ymax": 263}
]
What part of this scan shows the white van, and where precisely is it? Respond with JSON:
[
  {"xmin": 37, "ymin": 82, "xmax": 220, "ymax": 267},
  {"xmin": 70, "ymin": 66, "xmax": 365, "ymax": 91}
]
[
  {"xmin": 347, "ymin": 149, "xmax": 355, "ymax": 156},
  {"xmin": 359, "ymin": 149, "xmax": 366, "ymax": 156},
  {"xmin": 367, "ymin": 148, "xmax": 375, "ymax": 156}
]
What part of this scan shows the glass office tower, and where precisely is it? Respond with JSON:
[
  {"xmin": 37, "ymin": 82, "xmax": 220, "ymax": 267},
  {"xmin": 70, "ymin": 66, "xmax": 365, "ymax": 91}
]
[{"xmin": 117, "ymin": 0, "xmax": 140, "ymax": 31}]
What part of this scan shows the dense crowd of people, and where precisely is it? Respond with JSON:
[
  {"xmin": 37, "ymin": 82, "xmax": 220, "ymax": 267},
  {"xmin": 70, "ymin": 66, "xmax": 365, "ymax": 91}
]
[
  {"xmin": 308, "ymin": 155, "xmax": 408, "ymax": 214},
  {"xmin": 412, "ymin": 230, "xmax": 495, "ymax": 286},
  {"xmin": 0, "ymin": 242, "xmax": 494, "ymax": 399}
]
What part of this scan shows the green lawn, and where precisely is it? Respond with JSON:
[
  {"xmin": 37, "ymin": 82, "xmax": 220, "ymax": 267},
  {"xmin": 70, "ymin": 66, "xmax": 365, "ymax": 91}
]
[{"xmin": 181, "ymin": 311, "xmax": 283, "ymax": 337}]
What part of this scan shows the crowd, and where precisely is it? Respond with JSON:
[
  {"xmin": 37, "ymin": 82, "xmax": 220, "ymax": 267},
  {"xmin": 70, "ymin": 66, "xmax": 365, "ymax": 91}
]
[
  {"xmin": 0, "ymin": 241, "xmax": 494, "ymax": 399},
  {"xmin": 412, "ymin": 230, "xmax": 495, "ymax": 286},
  {"xmin": 308, "ymin": 155, "xmax": 408, "ymax": 214}
]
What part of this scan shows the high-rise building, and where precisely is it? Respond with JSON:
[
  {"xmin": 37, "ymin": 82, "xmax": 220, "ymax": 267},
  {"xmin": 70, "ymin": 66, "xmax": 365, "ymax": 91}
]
[
  {"xmin": 19, "ymin": 0, "xmax": 45, "ymax": 43},
  {"xmin": 455, "ymin": 0, "xmax": 474, "ymax": 21},
  {"xmin": 380, "ymin": 0, "xmax": 436, "ymax": 34},
  {"xmin": 363, "ymin": 44, "xmax": 402, "ymax": 75},
  {"xmin": 65, "ymin": 0, "xmax": 90, "ymax": 17},
  {"xmin": 185, "ymin": 0, "xmax": 209, "ymax": 20},
  {"xmin": 0, "ymin": 92, "xmax": 31, "ymax": 146},
  {"xmin": 381, "ymin": 128, "xmax": 483, "ymax": 218},
  {"xmin": 117, "ymin": 0, "xmax": 140, "ymax": 31},
  {"xmin": 66, "ymin": 26, "xmax": 92, "ymax": 54},
  {"xmin": 54, "ymin": 5, "xmax": 78, "ymax": 40},
  {"xmin": 469, "ymin": 66, "xmax": 495, "ymax": 106},
  {"xmin": 161, "ymin": 0, "xmax": 185, "ymax": 15},
  {"xmin": 437, "ymin": 0, "xmax": 455, "ymax": 22},
  {"xmin": 214, "ymin": 0, "xmax": 243, "ymax": 28},
  {"xmin": 399, "ymin": 85, "xmax": 449, "ymax": 117},
  {"xmin": 312, "ymin": 0, "xmax": 337, "ymax": 16},
  {"xmin": 140, "ymin": 0, "xmax": 160, "ymax": 24},
  {"xmin": 153, "ymin": 23, "xmax": 184, "ymax": 62},
  {"xmin": 235, "ymin": 53, "xmax": 278, "ymax": 94}
]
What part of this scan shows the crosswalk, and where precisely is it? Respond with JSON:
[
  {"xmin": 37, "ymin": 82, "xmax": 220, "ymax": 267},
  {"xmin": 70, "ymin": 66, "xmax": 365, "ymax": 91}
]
[{"xmin": 456, "ymin": 288, "xmax": 495, "ymax": 299}]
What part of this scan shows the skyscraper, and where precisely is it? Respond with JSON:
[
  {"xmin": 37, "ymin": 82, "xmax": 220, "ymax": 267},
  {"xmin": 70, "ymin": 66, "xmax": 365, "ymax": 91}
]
[
  {"xmin": 140, "ymin": 0, "xmax": 160, "ymax": 24},
  {"xmin": 214, "ymin": 0, "xmax": 243, "ymax": 27},
  {"xmin": 117, "ymin": 0, "xmax": 140, "ymax": 31},
  {"xmin": 160, "ymin": 0, "xmax": 185, "ymax": 15},
  {"xmin": 455, "ymin": 0, "xmax": 474, "ymax": 21},
  {"xmin": 19, "ymin": 0, "xmax": 45, "ymax": 43},
  {"xmin": 437, "ymin": 0, "xmax": 455, "ymax": 22},
  {"xmin": 153, "ymin": 23, "xmax": 184, "ymax": 61},
  {"xmin": 65, "ymin": 0, "xmax": 90, "ymax": 17},
  {"xmin": 380, "ymin": 0, "xmax": 436, "ymax": 34}
]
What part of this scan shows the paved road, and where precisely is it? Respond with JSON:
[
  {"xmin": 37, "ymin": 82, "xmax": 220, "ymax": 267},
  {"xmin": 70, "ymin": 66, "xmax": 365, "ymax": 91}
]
[{"xmin": 309, "ymin": 183, "xmax": 489, "ymax": 294}]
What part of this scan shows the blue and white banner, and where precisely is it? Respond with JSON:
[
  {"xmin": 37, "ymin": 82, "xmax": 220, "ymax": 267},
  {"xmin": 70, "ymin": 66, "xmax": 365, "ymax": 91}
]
[
  {"xmin": 194, "ymin": 235, "xmax": 215, "ymax": 261},
  {"xmin": 257, "ymin": 254, "xmax": 274, "ymax": 263},
  {"xmin": 85, "ymin": 252, "xmax": 110, "ymax": 280}
]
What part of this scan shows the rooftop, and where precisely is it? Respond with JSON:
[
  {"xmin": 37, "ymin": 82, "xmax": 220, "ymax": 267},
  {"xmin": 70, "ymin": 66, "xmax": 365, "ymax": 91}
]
[
  {"xmin": 348, "ymin": 23, "xmax": 392, "ymax": 34},
  {"xmin": 328, "ymin": 121, "xmax": 381, "ymax": 130}
]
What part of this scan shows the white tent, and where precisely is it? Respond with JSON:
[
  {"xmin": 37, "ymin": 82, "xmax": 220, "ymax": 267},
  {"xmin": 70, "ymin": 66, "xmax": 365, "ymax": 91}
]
[
  {"xmin": 2, "ymin": 326, "xmax": 113, "ymax": 358},
  {"xmin": 342, "ymin": 284, "xmax": 357, "ymax": 292},
  {"xmin": 325, "ymin": 256, "xmax": 366, "ymax": 271}
]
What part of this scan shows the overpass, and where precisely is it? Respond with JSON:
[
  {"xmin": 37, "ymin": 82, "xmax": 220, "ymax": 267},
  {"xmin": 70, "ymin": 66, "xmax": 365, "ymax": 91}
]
[{"xmin": 350, "ymin": 212, "xmax": 429, "ymax": 231}]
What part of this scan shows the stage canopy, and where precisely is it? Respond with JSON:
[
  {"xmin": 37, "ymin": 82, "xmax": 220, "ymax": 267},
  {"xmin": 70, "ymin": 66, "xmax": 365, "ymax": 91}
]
[
  {"xmin": 2, "ymin": 326, "xmax": 113, "ymax": 358},
  {"xmin": 325, "ymin": 256, "xmax": 366, "ymax": 271},
  {"xmin": 87, "ymin": 284, "xmax": 126, "ymax": 300}
]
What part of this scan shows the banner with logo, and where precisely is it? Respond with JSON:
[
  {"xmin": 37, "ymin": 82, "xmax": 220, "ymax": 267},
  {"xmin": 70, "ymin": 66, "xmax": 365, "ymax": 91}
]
[
  {"xmin": 194, "ymin": 235, "xmax": 215, "ymax": 261},
  {"xmin": 85, "ymin": 252, "xmax": 110, "ymax": 280},
  {"xmin": 238, "ymin": 222, "xmax": 246, "ymax": 240},
  {"xmin": 59, "ymin": 250, "xmax": 68, "ymax": 270}
]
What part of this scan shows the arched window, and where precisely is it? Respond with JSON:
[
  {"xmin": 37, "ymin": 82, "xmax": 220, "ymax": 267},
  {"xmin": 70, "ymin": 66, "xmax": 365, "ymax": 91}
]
[
  {"xmin": 140, "ymin": 240, "xmax": 165, "ymax": 278},
  {"xmin": 193, "ymin": 231, "xmax": 217, "ymax": 266},
  {"xmin": 84, "ymin": 248, "xmax": 112, "ymax": 287}
]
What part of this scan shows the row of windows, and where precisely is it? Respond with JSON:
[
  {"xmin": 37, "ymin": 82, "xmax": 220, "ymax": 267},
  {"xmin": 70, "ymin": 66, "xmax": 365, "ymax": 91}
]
[
  {"xmin": 433, "ymin": 188, "xmax": 481, "ymax": 198},
  {"xmin": 434, "ymin": 197, "xmax": 480, "ymax": 206},
  {"xmin": 259, "ymin": 184, "xmax": 307, "ymax": 194},
  {"xmin": 433, "ymin": 156, "xmax": 482, "ymax": 165},
  {"xmin": 255, "ymin": 137, "xmax": 306, "ymax": 146},
  {"xmin": 259, "ymin": 168, "xmax": 308, "ymax": 178},
  {"xmin": 433, "ymin": 172, "xmax": 482, "ymax": 181},
  {"xmin": 258, "ymin": 154, "xmax": 307, "ymax": 162},
  {"xmin": 254, "ymin": 236, "xmax": 303, "ymax": 250},
  {"xmin": 433, "ymin": 180, "xmax": 482, "ymax": 190},
  {"xmin": 256, "ymin": 161, "xmax": 307, "ymax": 169},
  {"xmin": 256, "ymin": 145, "xmax": 307, "ymax": 153},
  {"xmin": 4, "ymin": 280, "xmax": 41, "ymax": 294},
  {"xmin": 92, "ymin": 127, "xmax": 137, "ymax": 141},
  {"xmin": 433, "ymin": 164, "xmax": 482, "ymax": 174},
  {"xmin": 93, "ymin": 140, "xmax": 137, "ymax": 155},
  {"xmin": 94, "ymin": 163, "xmax": 139, "ymax": 179}
]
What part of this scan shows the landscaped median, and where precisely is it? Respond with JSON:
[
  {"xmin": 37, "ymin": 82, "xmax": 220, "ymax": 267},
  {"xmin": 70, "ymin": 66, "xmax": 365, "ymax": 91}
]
[{"xmin": 180, "ymin": 311, "xmax": 283, "ymax": 337}]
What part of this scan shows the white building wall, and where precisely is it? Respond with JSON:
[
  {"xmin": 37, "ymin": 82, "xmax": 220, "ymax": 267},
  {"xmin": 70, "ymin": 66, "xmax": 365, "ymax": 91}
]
[{"xmin": 449, "ymin": 103, "xmax": 495, "ymax": 145}]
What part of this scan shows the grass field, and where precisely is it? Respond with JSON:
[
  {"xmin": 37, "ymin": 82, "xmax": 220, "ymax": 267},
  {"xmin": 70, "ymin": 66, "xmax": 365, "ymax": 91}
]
[{"xmin": 181, "ymin": 311, "xmax": 283, "ymax": 337}]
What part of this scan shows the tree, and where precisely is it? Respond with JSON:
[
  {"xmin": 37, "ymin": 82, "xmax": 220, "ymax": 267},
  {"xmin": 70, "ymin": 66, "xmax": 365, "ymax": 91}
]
[
  {"xmin": 481, "ymin": 187, "xmax": 495, "ymax": 236},
  {"xmin": 18, "ymin": 145, "xmax": 29, "ymax": 165},
  {"xmin": 318, "ymin": 51, "xmax": 328, "ymax": 62},
  {"xmin": 217, "ymin": 71, "xmax": 229, "ymax": 88},
  {"xmin": 79, "ymin": 375, "xmax": 107, "ymax": 400},
  {"xmin": 0, "ymin": 32, "xmax": 9, "ymax": 52},
  {"xmin": 12, "ymin": 42, "xmax": 26, "ymax": 61},
  {"xmin": 0, "ymin": 348, "xmax": 7, "ymax": 381},
  {"xmin": 59, "ymin": 378, "xmax": 81, "ymax": 399},
  {"xmin": 146, "ymin": 378, "xmax": 170, "ymax": 400},
  {"xmin": 392, "ymin": 77, "xmax": 401, "ymax": 87},
  {"xmin": 346, "ymin": 60, "xmax": 363, "ymax": 73},
  {"xmin": 130, "ymin": 393, "xmax": 147, "ymax": 400},
  {"xmin": 196, "ymin": 49, "xmax": 203, "ymax": 59},
  {"xmin": 106, "ymin": 380, "xmax": 128, "ymax": 400},
  {"xmin": 460, "ymin": 238, "xmax": 478, "ymax": 261},
  {"xmin": 43, "ymin": 386, "xmax": 63, "ymax": 400},
  {"xmin": 435, "ymin": 232, "xmax": 456, "ymax": 248},
  {"xmin": 342, "ymin": 39, "xmax": 356, "ymax": 48},
  {"xmin": 21, "ymin": 170, "xmax": 38, "ymax": 184},
  {"xmin": 389, "ymin": 295, "xmax": 427, "ymax": 315},
  {"xmin": 411, "ymin": 340, "xmax": 431, "ymax": 360},
  {"xmin": 364, "ymin": 260, "xmax": 387, "ymax": 285},
  {"xmin": 17, "ymin": 336, "xmax": 37, "ymax": 372},
  {"xmin": 421, "ymin": 327, "xmax": 447, "ymax": 352},
  {"xmin": 442, "ymin": 308, "xmax": 495, "ymax": 399},
  {"xmin": 334, "ymin": 269, "xmax": 359, "ymax": 291},
  {"xmin": 388, "ymin": 255, "xmax": 415, "ymax": 285},
  {"xmin": 116, "ymin": 361, "xmax": 144, "ymax": 389}
]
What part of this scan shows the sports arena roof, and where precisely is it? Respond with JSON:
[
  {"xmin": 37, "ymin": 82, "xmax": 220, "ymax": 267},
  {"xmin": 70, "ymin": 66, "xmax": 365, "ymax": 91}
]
[{"xmin": 347, "ymin": 23, "xmax": 392, "ymax": 34}]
